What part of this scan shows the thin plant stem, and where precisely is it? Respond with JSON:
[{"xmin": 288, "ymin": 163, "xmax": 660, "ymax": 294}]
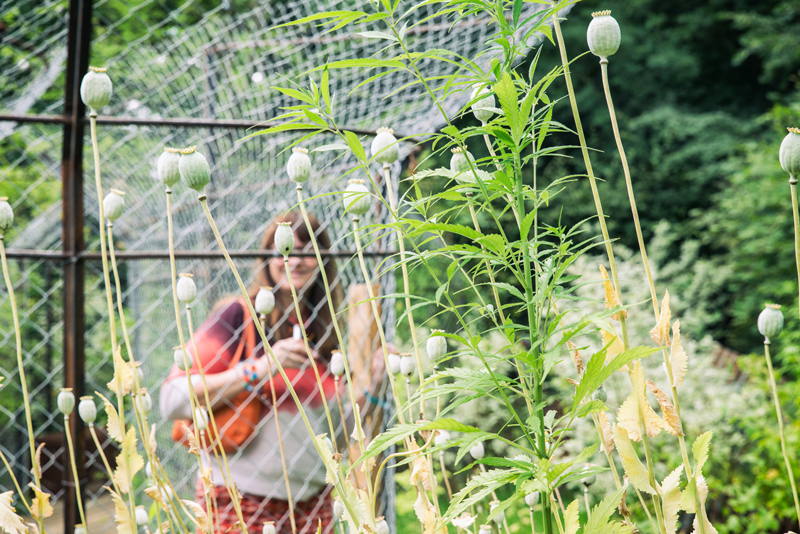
[
  {"xmin": 439, "ymin": 452, "xmax": 453, "ymax": 500},
  {"xmin": 529, "ymin": 507, "xmax": 536, "ymax": 534},
  {"xmin": 351, "ymin": 216, "xmax": 407, "ymax": 425},
  {"xmin": 0, "ymin": 450, "xmax": 33, "ymax": 516},
  {"xmin": 382, "ymin": 163, "xmax": 427, "ymax": 419},
  {"xmin": 197, "ymin": 432, "xmax": 217, "ymax": 534},
  {"xmin": 88, "ymin": 424, "xmax": 123, "ymax": 497},
  {"xmin": 481, "ymin": 130, "xmax": 521, "ymax": 225},
  {"xmin": 583, "ymin": 487, "xmax": 590, "ymax": 520},
  {"xmin": 550, "ymin": 494, "xmax": 564, "ymax": 534},
  {"xmin": 64, "ymin": 414, "xmax": 89, "ymax": 530},
  {"xmin": 197, "ymin": 195, "xmax": 363, "ymax": 523},
  {"xmin": 405, "ymin": 378, "xmax": 415, "ymax": 423},
  {"xmin": 600, "ymin": 58, "xmax": 708, "ymax": 533},
  {"xmin": 791, "ymin": 179, "xmax": 800, "ymax": 322},
  {"xmin": 764, "ymin": 342, "xmax": 800, "ymax": 524},
  {"xmin": 282, "ymin": 256, "xmax": 339, "ymax": 445},
  {"xmin": 334, "ymin": 377, "xmax": 352, "ymax": 456},
  {"xmin": 478, "ymin": 464, "xmax": 513, "ymax": 534},
  {"xmin": 0, "ymin": 236, "xmax": 43, "ymax": 531}
]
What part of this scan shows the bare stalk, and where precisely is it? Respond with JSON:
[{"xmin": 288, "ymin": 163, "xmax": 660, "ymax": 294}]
[
  {"xmin": 764, "ymin": 341, "xmax": 800, "ymax": 524},
  {"xmin": 64, "ymin": 414, "xmax": 89, "ymax": 529},
  {"xmin": 791, "ymin": 179, "xmax": 800, "ymax": 320}
]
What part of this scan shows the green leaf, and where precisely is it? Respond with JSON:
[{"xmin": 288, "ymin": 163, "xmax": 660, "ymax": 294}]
[
  {"xmin": 564, "ymin": 499, "xmax": 580, "ymax": 534},
  {"xmin": 573, "ymin": 345, "xmax": 660, "ymax": 410},
  {"xmin": 583, "ymin": 486, "xmax": 626, "ymax": 534},
  {"xmin": 312, "ymin": 58, "xmax": 405, "ymax": 71},
  {"xmin": 312, "ymin": 143, "xmax": 348, "ymax": 152},
  {"xmin": 573, "ymin": 399, "xmax": 607, "ymax": 419},
  {"xmin": 343, "ymin": 131, "xmax": 367, "ymax": 162},
  {"xmin": 477, "ymin": 234, "xmax": 505, "ymax": 256},
  {"xmin": 692, "ymin": 431, "xmax": 712, "ymax": 477},
  {"xmin": 356, "ymin": 31, "xmax": 398, "ymax": 41},
  {"xmin": 321, "ymin": 66, "xmax": 331, "ymax": 111},
  {"xmin": 512, "ymin": 0, "xmax": 523, "ymax": 27},
  {"xmin": 270, "ymin": 10, "xmax": 368, "ymax": 29},
  {"xmin": 493, "ymin": 72, "xmax": 521, "ymax": 145}
]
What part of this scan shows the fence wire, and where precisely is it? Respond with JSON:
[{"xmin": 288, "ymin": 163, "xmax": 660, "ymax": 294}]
[{"xmin": 0, "ymin": 0, "xmax": 554, "ymax": 531}]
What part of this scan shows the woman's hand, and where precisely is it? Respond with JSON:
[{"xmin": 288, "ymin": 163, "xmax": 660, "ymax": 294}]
[
  {"xmin": 364, "ymin": 342, "xmax": 395, "ymax": 396},
  {"xmin": 256, "ymin": 338, "xmax": 316, "ymax": 379}
]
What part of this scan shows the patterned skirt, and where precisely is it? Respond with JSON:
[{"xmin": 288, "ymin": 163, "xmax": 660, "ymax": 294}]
[{"xmin": 194, "ymin": 478, "xmax": 334, "ymax": 534}]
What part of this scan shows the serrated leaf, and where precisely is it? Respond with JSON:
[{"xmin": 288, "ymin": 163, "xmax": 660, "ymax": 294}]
[
  {"xmin": 98, "ymin": 393, "xmax": 124, "ymax": 442},
  {"xmin": 617, "ymin": 362, "xmax": 663, "ymax": 441},
  {"xmin": 356, "ymin": 31, "xmax": 398, "ymax": 41},
  {"xmin": 691, "ymin": 512, "xmax": 718, "ymax": 534},
  {"xmin": 108, "ymin": 487, "xmax": 134, "ymax": 534},
  {"xmin": 660, "ymin": 466, "xmax": 683, "ymax": 534},
  {"xmin": 28, "ymin": 483, "xmax": 53, "ymax": 519},
  {"xmin": 601, "ymin": 327, "xmax": 624, "ymax": 363},
  {"xmin": 583, "ymin": 486, "xmax": 626, "ymax": 534},
  {"xmin": 567, "ymin": 341, "xmax": 583, "ymax": 376},
  {"xmin": 112, "ymin": 427, "xmax": 144, "ymax": 494},
  {"xmin": 613, "ymin": 425, "xmax": 656, "ymax": 495},
  {"xmin": 599, "ymin": 264, "xmax": 625, "ymax": 320},
  {"xmin": 574, "ymin": 345, "xmax": 659, "ymax": 410},
  {"xmin": 650, "ymin": 291, "xmax": 671, "ymax": 346},
  {"xmin": 670, "ymin": 320, "xmax": 687, "ymax": 388},
  {"xmin": 182, "ymin": 500, "xmax": 210, "ymax": 532},
  {"xmin": 598, "ymin": 411, "xmax": 614, "ymax": 453},
  {"xmin": 344, "ymin": 131, "xmax": 367, "ymax": 162},
  {"xmin": 692, "ymin": 431, "xmax": 712, "ymax": 477},
  {"xmin": 0, "ymin": 491, "xmax": 27, "ymax": 534},
  {"xmin": 646, "ymin": 380, "xmax": 683, "ymax": 436},
  {"xmin": 107, "ymin": 346, "xmax": 133, "ymax": 398},
  {"xmin": 564, "ymin": 499, "xmax": 580, "ymax": 534}
]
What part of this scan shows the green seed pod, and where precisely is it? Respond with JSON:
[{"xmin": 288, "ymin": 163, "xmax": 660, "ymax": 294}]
[
  {"xmin": 489, "ymin": 501, "xmax": 504, "ymax": 525},
  {"xmin": 478, "ymin": 525, "xmax": 492, "ymax": 534},
  {"xmin": 434, "ymin": 430, "xmax": 450, "ymax": 447},
  {"xmin": 74, "ymin": 525, "xmax": 86, "ymax": 534},
  {"xmin": 174, "ymin": 346, "xmax": 193, "ymax": 371},
  {"xmin": 274, "ymin": 222, "xmax": 295, "ymax": 257},
  {"xmin": 371, "ymin": 127, "xmax": 399, "ymax": 165},
  {"xmin": 135, "ymin": 388, "xmax": 153, "ymax": 416},
  {"xmin": 262, "ymin": 522, "xmax": 277, "ymax": 534},
  {"xmin": 330, "ymin": 350, "xmax": 345, "ymax": 377},
  {"xmin": 332, "ymin": 499, "xmax": 344, "ymax": 521},
  {"xmin": 103, "ymin": 188, "xmax": 125, "ymax": 222},
  {"xmin": 343, "ymin": 179, "xmax": 371, "ymax": 216},
  {"xmin": 0, "ymin": 197, "xmax": 14, "ymax": 235},
  {"xmin": 178, "ymin": 146, "xmax": 211, "ymax": 194},
  {"xmin": 426, "ymin": 329, "xmax": 447, "ymax": 365},
  {"xmin": 194, "ymin": 407, "xmax": 209, "ymax": 431},
  {"xmin": 80, "ymin": 67, "xmax": 113, "ymax": 112},
  {"xmin": 287, "ymin": 147, "xmax": 312, "ymax": 183},
  {"xmin": 400, "ymin": 352, "xmax": 415, "ymax": 377},
  {"xmin": 375, "ymin": 518, "xmax": 389, "ymax": 534},
  {"xmin": 581, "ymin": 464, "xmax": 597, "ymax": 486},
  {"xmin": 592, "ymin": 385, "xmax": 608, "ymax": 403},
  {"xmin": 450, "ymin": 147, "xmax": 477, "ymax": 184},
  {"xmin": 177, "ymin": 273, "xmax": 197, "ymax": 304},
  {"xmin": 469, "ymin": 440, "xmax": 485, "ymax": 460},
  {"xmin": 780, "ymin": 127, "xmax": 800, "ymax": 180},
  {"xmin": 587, "ymin": 11, "xmax": 621, "ymax": 59},
  {"xmin": 135, "ymin": 506, "xmax": 149, "ymax": 527},
  {"xmin": 58, "ymin": 388, "xmax": 75, "ymax": 415},
  {"xmin": 388, "ymin": 352, "xmax": 402, "ymax": 375},
  {"xmin": 157, "ymin": 147, "xmax": 182, "ymax": 188},
  {"xmin": 255, "ymin": 286, "xmax": 275, "ymax": 315},
  {"xmin": 525, "ymin": 492, "xmax": 539, "ymax": 508},
  {"xmin": 78, "ymin": 396, "xmax": 97, "ymax": 424},
  {"xmin": 758, "ymin": 303, "xmax": 784, "ymax": 342},
  {"xmin": 470, "ymin": 86, "xmax": 495, "ymax": 124}
]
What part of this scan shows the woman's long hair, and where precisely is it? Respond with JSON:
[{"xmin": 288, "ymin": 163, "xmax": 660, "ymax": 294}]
[{"xmin": 247, "ymin": 211, "xmax": 343, "ymax": 360}]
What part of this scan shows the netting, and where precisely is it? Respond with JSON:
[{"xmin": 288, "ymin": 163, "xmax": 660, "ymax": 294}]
[{"xmin": 0, "ymin": 0, "xmax": 555, "ymax": 531}]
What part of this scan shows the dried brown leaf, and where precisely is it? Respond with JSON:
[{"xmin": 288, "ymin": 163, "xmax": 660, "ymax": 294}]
[
  {"xmin": 107, "ymin": 346, "xmax": 134, "ymax": 398},
  {"xmin": 144, "ymin": 486, "xmax": 165, "ymax": 508},
  {"xmin": 148, "ymin": 424, "xmax": 157, "ymax": 456},
  {"xmin": 598, "ymin": 411, "xmax": 614, "ymax": 453},
  {"xmin": 565, "ymin": 378, "xmax": 579, "ymax": 386},
  {"xmin": 600, "ymin": 264, "xmax": 626, "ymax": 320},
  {"xmin": 0, "ymin": 491, "xmax": 27, "ymax": 534},
  {"xmin": 567, "ymin": 341, "xmax": 583, "ymax": 376},
  {"xmin": 413, "ymin": 492, "xmax": 437, "ymax": 534},
  {"xmin": 646, "ymin": 381, "xmax": 684, "ymax": 437},
  {"xmin": 650, "ymin": 291, "xmax": 671, "ymax": 346},
  {"xmin": 28, "ymin": 484, "xmax": 53, "ymax": 519},
  {"xmin": 31, "ymin": 443, "xmax": 45, "ymax": 481},
  {"xmin": 108, "ymin": 487, "xmax": 134, "ymax": 534},
  {"xmin": 601, "ymin": 326, "xmax": 625, "ymax": 366},
  {"xmin": 182, "ymin": 500, "xmax": 210, "ymax": 533},
  {"xmin": 111, "ymin": 428, "xmax": 144, "ymax": 494},
  {"xmin": 98, "ymin": 393, "xmax": 124, "ymax": 442},
  {"xmin": 670, "ymin": 321, "xmax": 687, "ymax": 388}
]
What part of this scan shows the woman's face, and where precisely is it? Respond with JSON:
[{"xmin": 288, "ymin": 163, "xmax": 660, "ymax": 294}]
[{"xmin": 268, "ymin": 234, "xmax": 320, "ymax": 295}]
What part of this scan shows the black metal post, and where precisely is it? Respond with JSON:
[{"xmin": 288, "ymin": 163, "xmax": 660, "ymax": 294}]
[{"xmin": 62, "ymin": 0, "xmax": 92, "ymax": 531}]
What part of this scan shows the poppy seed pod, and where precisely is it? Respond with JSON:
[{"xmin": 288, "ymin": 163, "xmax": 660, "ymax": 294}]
[
  {"xmin": 332, "ymin": 499, "xmax": 345, "ymax": 521},
  {"xmin": 78, "ymin": 396, "xmax": 97, "ymax": 424},
  {"xmin": 135, "ymin": 506, "xmax": 149, "ymax": 527},
  {"xmin": 581, "ymin": 465, "xmax": 597, "ymax": 486},
  {"xmin": 780, "ymin": 128, "xmax": 800, "ymax": 180},
  {"xmin": 400, "ymin": 353, "xmax": 415, "ymax": 377},
  {"xmin": 103, "ymin": 189, "xmax": 125, "ymax": 222},
  {"xmin": 375, "ymin": 518, "xmax": 390, "ymax": 534},
  {"xmin": 426, "ymin": 330, "xmax": 447, "ymax": 365},
  {"xmin": 470, "ymin": 86, "xmax": 495, "ymax": 124},
  {"xmin": 287, "ymin": 147, "xmax": 312, "ymax": 183},
  {"xmin": 58, "ymin": 388, "xmax": 75, "ymax": 415},
  {"xmin": 388, "ymin": 352, "xmax": 402, "ymax": 375},
  {"xmin": 157, "ymin": 147, "xmax": 182, "ymax": 188},
  {"xmin": 343, "ymin": 179, "xmax": 371, "ymax": 216},
  {"xmin": 371, "ymin": 127, "xmax": 399, "ymax": 165},
  {"xmin": 194, "ymin": 407, "xmax": 209, "ymax": 431},
  {"xmin": 80, "ymin": 67, "xmax": 112, "ymax": 112},
  {"xmin": 330, "ymin": 350, "xmax": 345, "ymax": 377},
  {"xmin": 489, "ymin": 501, "xmax": 504, "ymax": 525},
  {"xmin": 135, "ymin": 389, "xmax": 153, "ymax": 416},
  {"xmin": 262, "ymin": 522, "xmax": 276, "ymax": 534},
  {"xmin": 0, "ymin": 197, "xmax": 14, "ymax": 235},
  {"xmin": 525, "ymin": 492, "xmax": 539, "ymax": 508},
  {"xmin": 450, "ymin": 147, "xmax": 477, "ymax": 185},
  {"xmin": 255, "ymin": 286, "xmax": 275, "ymax": 315},
  {"xmin": 74, "ymin": 525, "xmax": 86, "ymax": 534},
  {"xmin": 587, "ymin": 11, "xmax": 621, "ymax": 59},
  {"xmin": 434, "ymin": 430, "xmax": 451, "ymax": 447},
  {"xmin": 592, "ymin": 385, "xmax": 608, "ymax": 403},
  {"xmin": 177, "ymin": 273, "xmax": 197, "ymax": 304},
  {"xmin": 469, "ymin": 440, "xmax": 485, "ymax": 460},
  {"xmin": 478, "ymin": 526, "xmax": 491, "ymax": 534},
  {"xmin": 758, "ymin": 304, "xmax": 784, "ymax": 342},
  {"xmin": 174, "ymin": 346, "xmax": 193, "ymax": 371},
  {"xmin": 178, "ymin": 146, "xmax": 211, "ymax": 193},
  {"xmin": 160, "ymin": 485, "xmax": 174, "ymax": 503},
  {"xmin": 274, "ymin": 222, "xmax": 295, "ymax": 257}
]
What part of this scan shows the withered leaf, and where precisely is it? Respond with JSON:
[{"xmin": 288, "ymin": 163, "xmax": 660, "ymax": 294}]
[
  {"xmin": 650, "ymin": 291, "xmax": 671, "ymax": 347},
  {"xmin": 646, "ymin": 380, "xmax": 683, "ymax": 437},
  {"xmin": 600, "ymin": 264, "xmax": 626, "ymax": 320},
  {"xmin": 670, "ymin": 321, "xmax": 687, "ymax": 388}
]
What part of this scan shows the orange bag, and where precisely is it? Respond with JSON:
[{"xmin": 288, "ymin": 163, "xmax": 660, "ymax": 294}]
[{"xmin": 171, "ymin": 298, "xmax": 262, "ymax": 453}]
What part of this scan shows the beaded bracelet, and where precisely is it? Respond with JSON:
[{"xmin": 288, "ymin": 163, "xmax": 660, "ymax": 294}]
[
  {"xmin": 242, "ymin": 361, "xmax": 259, "ymax": 391},
  {"xmin": 362, "ymin": 389, "xmax": 390, "ymax": 410}
]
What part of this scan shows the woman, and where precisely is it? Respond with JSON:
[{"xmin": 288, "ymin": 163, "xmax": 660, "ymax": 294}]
[{"xmin": 160, "ymin": 211, "xmax": 386, "ymax": 534}]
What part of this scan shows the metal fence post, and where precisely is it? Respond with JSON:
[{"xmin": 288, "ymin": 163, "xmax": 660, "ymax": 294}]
[{"xmin": 62, "ymin": 0, "xmax": 93, "ymax": 531}]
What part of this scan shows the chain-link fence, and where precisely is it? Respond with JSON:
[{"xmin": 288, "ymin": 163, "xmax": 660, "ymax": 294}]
[{"xmin": 0, "ymin": 0, "xmax": 551, "ymax": 532}]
